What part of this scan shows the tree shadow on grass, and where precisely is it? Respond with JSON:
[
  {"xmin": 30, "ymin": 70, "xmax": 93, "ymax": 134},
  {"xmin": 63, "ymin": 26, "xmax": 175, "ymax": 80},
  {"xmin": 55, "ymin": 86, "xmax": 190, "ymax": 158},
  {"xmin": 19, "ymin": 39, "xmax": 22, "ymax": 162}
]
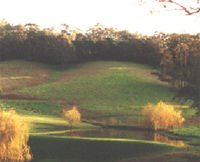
[{"xmin": 29, "ymin": 135, "xmax": 175, "ymax": 162}]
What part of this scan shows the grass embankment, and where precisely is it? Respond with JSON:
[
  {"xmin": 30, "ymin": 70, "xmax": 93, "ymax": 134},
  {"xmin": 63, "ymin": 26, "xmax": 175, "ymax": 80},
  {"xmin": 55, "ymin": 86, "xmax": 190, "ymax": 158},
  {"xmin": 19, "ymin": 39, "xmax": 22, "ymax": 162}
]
[
  {"xmin": 1, "ymin": 60, "xmax": 183, "ymax": 126},
  {"xmin": 0, "ymin": 60, "xmax": 192, "ymax": 161}
]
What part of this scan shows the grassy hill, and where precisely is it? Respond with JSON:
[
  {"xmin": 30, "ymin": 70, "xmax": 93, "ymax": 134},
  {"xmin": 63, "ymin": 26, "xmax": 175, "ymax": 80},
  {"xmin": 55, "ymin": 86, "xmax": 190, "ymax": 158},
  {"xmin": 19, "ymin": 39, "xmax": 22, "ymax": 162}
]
[
  {"xmin": 0, "ymin": 60, "xmax": 195, "ymax": 162},
  {"xmin": 0, "ymin": 60, "xmax": 179, "ymax": 126}
]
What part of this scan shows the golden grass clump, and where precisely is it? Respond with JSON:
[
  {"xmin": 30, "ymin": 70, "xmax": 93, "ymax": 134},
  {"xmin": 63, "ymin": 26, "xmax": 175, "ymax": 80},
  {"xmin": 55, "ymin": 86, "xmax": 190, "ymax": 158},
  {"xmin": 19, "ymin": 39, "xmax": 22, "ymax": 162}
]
[
  {"xmin": 0, "ymin": 109, "xmax": 32, "ymax": 161},
  {"xmin": 143, "ymin": 101, "xmax": 185, "ymax": 130},
  {"xmin": 62, "ymin": 105, "xmax": 81, "ymax": 127}
]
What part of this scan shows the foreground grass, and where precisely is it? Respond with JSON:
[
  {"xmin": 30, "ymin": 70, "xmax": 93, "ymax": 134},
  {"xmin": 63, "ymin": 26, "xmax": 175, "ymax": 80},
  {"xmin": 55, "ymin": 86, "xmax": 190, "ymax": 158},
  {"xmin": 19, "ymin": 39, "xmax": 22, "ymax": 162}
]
[
  {"xmin": 29, "ymin": 135, "xmax": 176, "ymax": 162},
  {"xmin": 25, "ymin": 115, "xmax": 97, "ymax": 134},
  {"xmin": 19, "ymin": 114, "xmax": 178, "ymax": 162}
]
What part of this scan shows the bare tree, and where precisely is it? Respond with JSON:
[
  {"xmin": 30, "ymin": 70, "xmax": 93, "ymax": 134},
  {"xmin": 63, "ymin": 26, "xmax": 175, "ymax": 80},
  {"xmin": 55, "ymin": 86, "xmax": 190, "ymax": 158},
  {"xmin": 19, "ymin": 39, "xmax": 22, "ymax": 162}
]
[
  {"xmin": 157, "ymin": 0, "xmax": 200, "ymax": 15},
  {"xmin": 140, "ymin": 0, "xmax": 200, "ymax": 15}
]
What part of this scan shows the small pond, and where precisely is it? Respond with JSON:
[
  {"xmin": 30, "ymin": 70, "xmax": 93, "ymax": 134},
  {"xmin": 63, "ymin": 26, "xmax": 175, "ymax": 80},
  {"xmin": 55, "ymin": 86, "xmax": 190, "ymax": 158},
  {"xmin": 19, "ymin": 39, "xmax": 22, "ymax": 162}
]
[{"xmin": 53, "ymin": 128, "xmax": 185, "ymax": 147}]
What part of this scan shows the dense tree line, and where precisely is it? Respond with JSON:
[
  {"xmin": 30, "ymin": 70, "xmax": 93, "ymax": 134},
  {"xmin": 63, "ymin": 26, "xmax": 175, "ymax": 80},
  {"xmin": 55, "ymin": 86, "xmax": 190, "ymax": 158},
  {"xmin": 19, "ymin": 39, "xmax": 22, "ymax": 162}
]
[
  {"xmin": 0, "ymin": 21, "xmax": 76, "ymax": 64},
  {"xmin": 0, "ymin": 20, "xmax": 200, "ymax": 111},
  {"xmin": 0, "ymin": 21, "xmax": 160, "ymax": 66}
]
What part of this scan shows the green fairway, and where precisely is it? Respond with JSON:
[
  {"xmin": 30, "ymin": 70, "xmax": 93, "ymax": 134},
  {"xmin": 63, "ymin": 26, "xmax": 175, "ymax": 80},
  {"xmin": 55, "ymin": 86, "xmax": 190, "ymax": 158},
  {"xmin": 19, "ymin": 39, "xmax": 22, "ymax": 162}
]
[
  {"xmin": 0, "ymin": 60, "xmax": 193, "ymax": 161},
  {"xmin": 2, "ymin": 61, "xmax": 180, "ymax": 127}
]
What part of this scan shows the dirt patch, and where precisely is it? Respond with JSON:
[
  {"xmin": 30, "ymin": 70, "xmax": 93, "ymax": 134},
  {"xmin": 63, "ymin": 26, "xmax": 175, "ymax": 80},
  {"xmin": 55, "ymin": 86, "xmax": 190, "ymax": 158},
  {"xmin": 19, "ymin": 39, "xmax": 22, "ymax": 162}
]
[{"xmin": 0, "ymin": 94, "xmax": 47, "ymax": 101}]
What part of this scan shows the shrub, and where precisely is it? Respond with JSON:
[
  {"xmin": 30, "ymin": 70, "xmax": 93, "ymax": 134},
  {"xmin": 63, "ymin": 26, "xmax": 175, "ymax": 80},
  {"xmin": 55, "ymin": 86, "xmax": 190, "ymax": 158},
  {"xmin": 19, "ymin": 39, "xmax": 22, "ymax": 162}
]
[
  {"xmin": 0, "ymin": 109, "xmax": 32, "ymax": 161},
  {"xmin": 62, "ymin": 105, "xmax": 81, "ymax": 128},
  {"xmin": 143, "ymin": 101, "xmax": 185, "ymax": 130}
]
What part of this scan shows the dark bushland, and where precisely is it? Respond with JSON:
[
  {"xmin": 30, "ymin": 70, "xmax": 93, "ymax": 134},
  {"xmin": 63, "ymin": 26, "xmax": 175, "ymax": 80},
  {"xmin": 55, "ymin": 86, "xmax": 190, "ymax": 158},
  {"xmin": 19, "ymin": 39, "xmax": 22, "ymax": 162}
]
[{"xmin": 0, "ymin": 21, "xmax": 161, "ymax": 66}]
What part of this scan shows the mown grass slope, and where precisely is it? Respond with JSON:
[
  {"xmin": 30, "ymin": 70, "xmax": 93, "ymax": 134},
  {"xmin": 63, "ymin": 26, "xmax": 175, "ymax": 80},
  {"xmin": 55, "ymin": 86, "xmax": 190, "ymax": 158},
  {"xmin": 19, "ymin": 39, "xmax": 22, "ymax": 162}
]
[
  {"xmin": 3, "ymin": 61, "xmax": 179, "ymax": 126},
  {"xmin": 0, "ymin": 60, "xmax": 190, "ymax": 161}
]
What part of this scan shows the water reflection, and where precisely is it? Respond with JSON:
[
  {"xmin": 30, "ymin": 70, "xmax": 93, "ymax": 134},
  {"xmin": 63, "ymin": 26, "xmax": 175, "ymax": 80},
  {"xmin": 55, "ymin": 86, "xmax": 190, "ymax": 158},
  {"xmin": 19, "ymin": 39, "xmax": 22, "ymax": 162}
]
[
  {"xmin": 98, "ymin": 116, "xmax": 144, "ymax": 126},
  {"xmin": 62, "ymin": 128, "xmax": 184, "ymax": 147},
  {"xmin": 153, "ymin": 133, "xmax": 184, "ymax": 146}
]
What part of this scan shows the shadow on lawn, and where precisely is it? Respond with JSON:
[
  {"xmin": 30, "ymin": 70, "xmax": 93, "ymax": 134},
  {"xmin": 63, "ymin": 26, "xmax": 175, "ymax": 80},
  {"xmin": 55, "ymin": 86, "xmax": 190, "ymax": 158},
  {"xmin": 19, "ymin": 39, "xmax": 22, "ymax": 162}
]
[{"xmin": 29, "ymin": 135, "xmax": 175, "ymax": 162}]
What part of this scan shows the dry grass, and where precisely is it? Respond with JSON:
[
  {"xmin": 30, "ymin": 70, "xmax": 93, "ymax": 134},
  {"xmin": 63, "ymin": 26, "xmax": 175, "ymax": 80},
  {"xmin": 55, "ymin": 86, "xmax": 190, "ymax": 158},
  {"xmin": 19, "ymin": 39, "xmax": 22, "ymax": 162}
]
[
  {"xmin": 143, "ymin": 101, "xmax": 185, "ymax": 130},
  {"xmin": 62, "ymin": 105, "xmax": 81, "ymax": 127},
  {"xmin": 0, "ymin": 60, "xmax": 49, "ymax": 92},
  {"xmin": 0, "ymin": 109, "xmax": 32, "ymax": 161}
]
